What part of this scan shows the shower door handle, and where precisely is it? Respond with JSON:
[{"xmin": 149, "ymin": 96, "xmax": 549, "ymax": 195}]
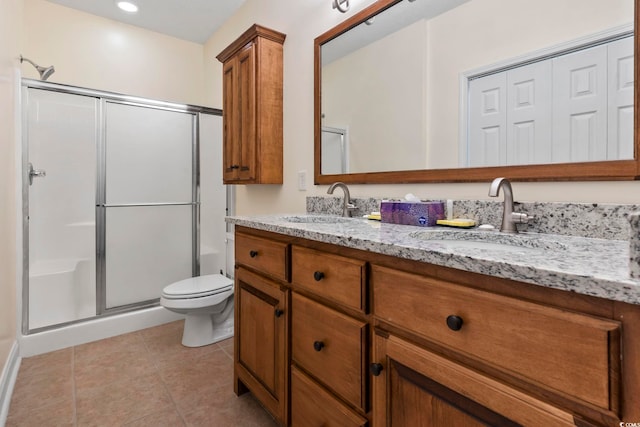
[{"xmin": 28, "ymin": 163, "xmax": 46, "ymax": 185}]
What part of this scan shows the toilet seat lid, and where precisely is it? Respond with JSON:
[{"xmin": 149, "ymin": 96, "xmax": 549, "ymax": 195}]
[{"xmin": 162, "ymin": 274, "xmax": 233, "ymax": 299}]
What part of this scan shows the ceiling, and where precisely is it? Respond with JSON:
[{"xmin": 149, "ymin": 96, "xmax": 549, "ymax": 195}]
[{"xmin": 44, "ymin": 0, "xmax": 247, "ymax": 43}]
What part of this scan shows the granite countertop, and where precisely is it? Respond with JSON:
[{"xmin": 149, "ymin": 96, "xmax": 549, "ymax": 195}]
[{"xmin": 227, "ymin": 214, "xmax": 640, "ymax": 306}]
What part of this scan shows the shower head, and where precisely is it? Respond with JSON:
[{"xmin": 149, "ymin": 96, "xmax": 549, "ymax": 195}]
[{"xmin": 20, "ymin": 55, "xmax": 55, "ymax": 81}]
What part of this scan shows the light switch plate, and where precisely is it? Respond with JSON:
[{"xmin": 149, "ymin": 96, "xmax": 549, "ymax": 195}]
[{"xmin": 297, "ymin": 170, "xmax": 307, "ymax": 191}]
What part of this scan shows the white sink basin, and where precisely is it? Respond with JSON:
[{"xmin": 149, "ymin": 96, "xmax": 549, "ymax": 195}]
[{"xmin": 409, "ymin": 229, "xmax": 567, "ymax": 252}]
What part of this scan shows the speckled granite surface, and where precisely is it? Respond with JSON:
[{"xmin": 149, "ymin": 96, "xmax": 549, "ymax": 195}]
[
  {"xmin": 307, "ymin": 196, "xmax": 640, "ymax": 240},
  {"xmin": 227, "ymin": 213, "xmax": 640, "ymax": 305}
]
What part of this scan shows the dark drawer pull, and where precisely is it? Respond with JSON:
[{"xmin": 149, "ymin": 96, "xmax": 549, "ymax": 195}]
[
  {"xmin": 249, "ymin": 250, "xmax": 258, "ymax": 258},
  {"xmin": 370, "ymin": 363, "xmax": 384, "ymax": 376},
  {"xmin": 446, "ymin": 315, "xmax": 464, "ymax": 331},
  {"xmin": 230, "ymin": 165, "xmax": 240, "ymax": 170},
  {"xmin": 313, "ymin": 341, "xmax": 325, "ymax": 352},
  {"xmin": 274, "ymin": 309, "xmax": 284, "ymax": 318},
  {"xmin": 313, "ymin": 271, "xmax": 325, "ymax": 281}
]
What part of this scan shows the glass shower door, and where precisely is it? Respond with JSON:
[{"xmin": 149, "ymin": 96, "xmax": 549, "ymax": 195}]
[
  {"xmin": 24, "ymin": 88, "xmax": 98, "ymax": 330},
  {"xmin": 100, "ymin": 102, "xmax": 197, "ymax": 311}
]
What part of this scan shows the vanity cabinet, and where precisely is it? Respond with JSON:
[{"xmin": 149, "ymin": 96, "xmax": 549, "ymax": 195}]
[
  {"xmin": 233, "ymin": 226, "xmax": 639, "ymax": 426},
  {"xmin": 290, "ymin": 245, "xmax": 370, "ymax": 425},
  {"xmin": 216, "ymin": 24, "xmax": 285, "ymax": 184},
  {"xmin": 234, "ymin": 231, "xmax": 290, "ymax": 425}
]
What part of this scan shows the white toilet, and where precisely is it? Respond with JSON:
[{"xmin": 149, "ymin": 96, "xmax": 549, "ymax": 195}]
[{"xmin": 160, "ymin": 274, "xmax": 234, "ymax": 347}]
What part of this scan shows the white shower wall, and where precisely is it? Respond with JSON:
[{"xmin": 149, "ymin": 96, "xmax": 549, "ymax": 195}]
[
  {"xmin": 199, "ymin": 113, "xmax": 228, "ymax": 276},
  {"xmin": 26, "ymin": 88, "xmax": 97, "ymax": 329}
]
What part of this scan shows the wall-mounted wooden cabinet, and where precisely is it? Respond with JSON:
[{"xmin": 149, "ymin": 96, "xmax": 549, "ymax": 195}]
[{"xmin": 217, "ymin": 24, "xmax": 285, "ymax": 184}]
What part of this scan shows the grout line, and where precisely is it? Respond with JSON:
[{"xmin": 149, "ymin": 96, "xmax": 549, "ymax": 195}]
[{"xmin": 140, "ymin": 324, "xmax": 188, "ymax": 426}]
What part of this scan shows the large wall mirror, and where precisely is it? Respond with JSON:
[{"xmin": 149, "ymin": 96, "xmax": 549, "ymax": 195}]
[{"xmin": 314, "ymin": 0, "xmax": 639, "ymax": 184}]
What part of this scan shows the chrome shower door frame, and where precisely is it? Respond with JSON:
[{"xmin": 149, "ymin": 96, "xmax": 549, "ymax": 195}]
[{"xmin": 22, "ymin": 79, "xmax": 223, "ymax": 333}]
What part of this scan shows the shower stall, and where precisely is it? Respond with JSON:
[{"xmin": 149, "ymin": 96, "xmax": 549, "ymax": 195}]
[{"xmin": 22, "ymin": 79, "xmax": 230, "ymax": 336}]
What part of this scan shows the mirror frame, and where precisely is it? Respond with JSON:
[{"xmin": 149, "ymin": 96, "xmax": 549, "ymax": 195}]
[{"xmin": 314, "ymin": 0, "xmax": 640, "ymax": 184}]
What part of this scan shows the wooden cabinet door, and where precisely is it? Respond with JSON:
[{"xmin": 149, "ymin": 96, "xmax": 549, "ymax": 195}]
[
  {"xmin": 236, "ymin": 42, "xmax": 256, "ymax": 181},
  {"xmin": 221, "ymin": 43, "xmax": 256, "ymax": 183},
  {"xmin": 372, "ymin": 331, "xmax": 577, "ymax": 427},
  {"xmin": 222, "ymin": 56, "xmax": 239, "ymax": 182},
  {"xmin": 235, "ymin": 266, "xmax": 288, "ymax": 425}
]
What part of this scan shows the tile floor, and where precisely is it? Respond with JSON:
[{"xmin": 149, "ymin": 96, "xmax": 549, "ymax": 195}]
[{"xmin": 6, "ymin": 320, "xmax": 278, "ymax": 427}]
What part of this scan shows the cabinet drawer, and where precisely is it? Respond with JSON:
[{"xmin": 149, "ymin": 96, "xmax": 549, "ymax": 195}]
[
  {"xmin": 236, "ymin": 232, "xmax": 289, "ymax": 281},
  {"xmin": 372, "ymin": 265, "xmax": 620, "ymax": 412},
  {"xmin": 291, "ymin": 366, "xmax": 368, "ymax": 427},
  {"xmin": 291, "ymin": 246, "xmax": 366, "ymax": 312},
  {"xmin": 292, "ymin": 293, "xmax": 368, "ymax": 411}
]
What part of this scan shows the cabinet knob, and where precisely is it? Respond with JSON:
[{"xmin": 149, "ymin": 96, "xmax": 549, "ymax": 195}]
[
  {"xmin": 313, "ymin": 271, "xmax": 325, "ymax": 281},
  {"xmin": 274, "ymin": 308, "xmax": 284, "ymax": 318},
  {"xmin": 446, "ymin": 315, "xmax": 464, "ymax": 331},
  {"xmin": 249, "ymin": 250, "xmax": 258, "ymax": 258},
  {"xmin": 370, "ymin": 363, "xmax": 384, "ymax": 376},
  {"xmin": 313, "ymin": 341, "xmax": 325, "ymax": 352}
]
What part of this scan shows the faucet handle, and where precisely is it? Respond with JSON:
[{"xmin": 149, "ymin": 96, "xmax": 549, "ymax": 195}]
[{"xmin": 511, "ymin": 212, "xmax": 530, "ymax": 224}]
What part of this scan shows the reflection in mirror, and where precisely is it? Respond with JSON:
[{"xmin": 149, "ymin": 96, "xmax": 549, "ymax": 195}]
[
  {"xmin": 316, "ymin": 0, "xmax": 636, "ymax": 182},
  {"xmin": 321, "ymin": 126, "xmax": 349, "ymax": 174}
]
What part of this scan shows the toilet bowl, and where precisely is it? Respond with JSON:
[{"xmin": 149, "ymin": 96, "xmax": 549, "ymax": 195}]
[{"xmin": 160, "ymin": 274, "xmax": 234, "ymax": 347}]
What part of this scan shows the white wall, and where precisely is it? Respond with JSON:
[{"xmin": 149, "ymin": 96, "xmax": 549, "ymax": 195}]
[
  {"xmin": 0, "ymin": 0, "xmax": 21, "ymax": 390},
  {"xmin": 323, "ymin": 20, "xmax": 427, "ymax": 173},
  {"xmin": 22, "ymin": 0, "xmax": 206, "ymax": 105},
  {"xmin": 203, "ymin": 0, "xmax": 640, "ymax": 217}
]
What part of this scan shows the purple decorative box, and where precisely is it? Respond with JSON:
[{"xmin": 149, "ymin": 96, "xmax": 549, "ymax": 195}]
[{"xmin": 380, "ymin": 200, "xmax": 445, "ymax": 227}]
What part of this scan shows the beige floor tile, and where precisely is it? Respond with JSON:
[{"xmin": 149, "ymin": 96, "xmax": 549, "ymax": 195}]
[
  {"xmin": 76, "ymin": 373, "xmax": 172, "ymax": 426},
  {"xmin": 9, "ymin": 363, "xmax": 73, "ymax": 416},
  {"xmin": 182, "ymin": 393, "xmax": 278, "ymax": 427},
  {"xmin": 171, "ymin": 381, "xmax": 236, "ymax": 419},
  {"xmin": 143, "ymin": 328, "xmax": 222, "ymax": 366},
  {"xmin": 123, "ymin": 408, "xmax": 186, "ymax": 427},
  {"xmin": 74, "ymin": 331, "xmax": 145, "ymax": 362},
  {"xmin": 159, "ymin": 350, "xmax": 234, "ymax": 414},
  {"xmin": 139, "ymin": 320, "xmax": 185, "ymax": 341},
  {"xmin": 7, "ymin": 324, "xmax": 277, "ymax": 427},
  {"xmin": 5, "ymin": 397, "xmax": 75, "ymax": 427},
  {"xmin": 217, "ymin": 338, "xmax": 234, "ymax": 359},
  {"xmin": 18, "ymin": 347, "xmax": 73, "ymax": 378},
  {"xmin": 74, "ymin": 344, "xmax": 157, "ymax": 394}
]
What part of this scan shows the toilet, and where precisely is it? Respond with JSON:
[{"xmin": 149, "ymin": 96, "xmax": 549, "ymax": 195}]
[{"xmin": 160, "ymin": 274, "xmax": 234, "ymax": 347}]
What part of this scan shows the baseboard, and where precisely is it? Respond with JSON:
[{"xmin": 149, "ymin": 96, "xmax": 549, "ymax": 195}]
[
  {"xmin": 0, "ymin": 341, "xmax": 21, "ymax": 426},
  {"xmin": 19, "ymin": 306, "xmax": 183, "ymax": 357}
]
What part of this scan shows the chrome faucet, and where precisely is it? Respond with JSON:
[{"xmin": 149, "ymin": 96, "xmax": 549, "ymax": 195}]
[
  {"xmin": 488, "ymin": 177, "xmax": 529, "ymax": 233},
  {"xmin": 327, "ymin": 182, "xmax": 356, "ymax": 217}
]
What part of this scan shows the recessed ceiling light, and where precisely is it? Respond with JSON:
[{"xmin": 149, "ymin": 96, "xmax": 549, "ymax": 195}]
[{"xmin": 116, "ymin": 1, "xmax": 138, "ymax": 13}]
